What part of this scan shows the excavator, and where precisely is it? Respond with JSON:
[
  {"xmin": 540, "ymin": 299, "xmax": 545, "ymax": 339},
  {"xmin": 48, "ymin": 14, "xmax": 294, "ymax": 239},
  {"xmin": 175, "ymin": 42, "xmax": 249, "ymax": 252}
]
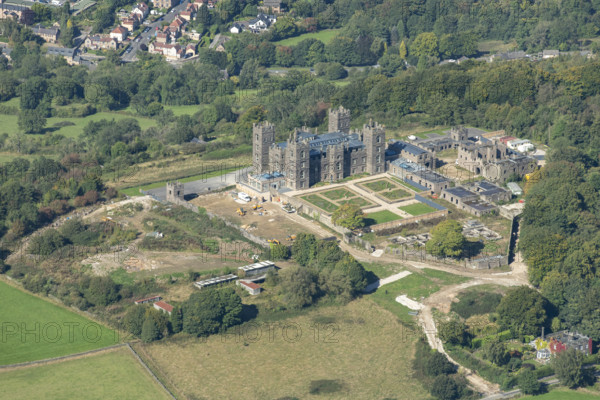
[
  {"xmin": 252, "ymin": 204, "xmax": 262, "ymax": 210},
  {"xmin": 236, "ymin": 208, "xmax": 246, "ymax": 216},
  {"xmin": 267, "ymin": 238, "xmax": 280, "ymax": 245},
  {"xmin": 286, "ymin": 235, "xmax": 297, "ymax": 242}
]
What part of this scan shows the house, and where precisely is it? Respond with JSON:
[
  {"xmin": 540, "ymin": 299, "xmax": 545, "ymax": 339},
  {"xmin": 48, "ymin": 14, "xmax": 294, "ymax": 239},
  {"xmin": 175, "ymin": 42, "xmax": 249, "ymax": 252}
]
[
  {"xmin": 386, "ymin": 140, "xmax": 435, "ymax": 168},
  {"xmin": 153, "ymin": 300, "xmax": 173, "ymax": 315},
  {"xmin": 84, "ymin": 35, "xmax": 119, "ymax": 50},
  {"xmin": 169, "ymin": 16, "xmax": 186, "ymax": 32},
  {"xmin": 131, "ymin": 2, "xmax": 149, "ymax": 19},
  {"xmin": 0, "ymin": 3, "xmax": 34, "ymax": 25},
  {"xmin": 465, "ymin": 180, "xmax": 512, "ymax": 204},
  {"xmin": 33, "ymin": 24, "xmax": 59, "ymax": 43},
  {"xmin": 259, "ymin": 0, "xmax": 282, "ymax": 13},
  {"xmin": 542, "ymin": 49, "xmax": 559, "ymax": 59},
  {"xmin": 441, "ymin": 186, "xmax": 497, "ymax": 217},
  {"xmin": 185, "ymin": 42, "xmax": 197, "ymax": 57},
  {"xmin": 209, "ymin": 34, "xmax": 231, "ymax": 52},
  {"xmin": 122, "ymin": 17, "xmax": 139, "ymax": 32},
  {"xmin": 194, "ymin": 274, "xmax": 238, "ymax": 289},
  {"xmin": 155, "ymin": 31, "xmax": 170, "ymax": 44},
  {"xmin": 46, "ymin": 46, "xmax": 76, "ymax": 63},
  {"xmin": 498, "ymin": 136, "xmax": 517, "ymax": 145},
  {"xmin": 152, "ymin": 0, "xmax": 175, "ymax": 10},
  {"xmin": 388, "ymin": 158, "xmax": 450, "ymax": 195},
  {"xmin": 248, "ymin": 13, "xmax": 276, "ymax": 31},
  {"xmin": 230, "ymin": 22, "xmax": 243, "ymax": 34},
  {"xmin": 148, "ymin": 42, "xmax": 183, "ymax": 59},
  {"xmin": 110, "ymin": 25, "xmax": 128, "ymax": 42},
  {"xmin": 237, "ymin": 280, "xmax": 261, "ymax": 295},
  {"xmin": 134, "ymin": 295, "xmax": 162, "ymax": 305},
  {"xmin": 506, "ymin": 182, "xmax": 523, "ymax": 196},
  {"xmin": 547, "ymin": 331, "xmax": 593, "ymax": 356},
  {"xmin": 238, "ymin": 260, "xmax": 276, "ymax": 277}
]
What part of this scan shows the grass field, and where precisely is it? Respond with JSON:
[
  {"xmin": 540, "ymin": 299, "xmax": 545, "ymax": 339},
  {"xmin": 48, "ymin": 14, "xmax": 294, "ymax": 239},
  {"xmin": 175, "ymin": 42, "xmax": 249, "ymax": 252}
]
[
  {"xmin": 320, "ymin": 188, "xmax": 355, "ymax": 201},
  {"xmin": 0, "ymin": 112, "xmax": 157, "ymax": 138},
  {"xmin": 369, "ymin": 269, "xmax": 469, "ymax": 324},
  {"xmin": 137, "ymin": 299, "xmax": 430, "ymax": 399},
  {"xmin": 390, "ymin": 176, "xmax": 423, "ymax": 192},
  {"xmin": 337, "ymin": 197, "xmax": 374, "ymax": 208},
  {"xmin": 365, "ymin": 210, "xmax": 402, "ymax": 225},
  {"xmin": 362, "ymin": 179, "xmax": 399, "ymax": 192},
  {"xmin": 399, "ymin": 202, "xmax": 438, "ymax": 216},
  {"xmin": 0, "ymin": 348, "xmax": 172, "ymax": 400},
  {"xmin": 274, "ymin": 29, "xmax": 341, "ymax": 46},
  {"xmin": 0, "ymin": 281, "xmax": 118, "ymax": 365},
  {"xmin": 301, "ymin": 194, "xmax": 339, "ymax": 213},
  {"xmin": 380, "ymin": 188, "xmax": 411, "ymax": 201},
  {"xmin": 520, "ymin": 389, "xmax": 600, "ymax": 400}
]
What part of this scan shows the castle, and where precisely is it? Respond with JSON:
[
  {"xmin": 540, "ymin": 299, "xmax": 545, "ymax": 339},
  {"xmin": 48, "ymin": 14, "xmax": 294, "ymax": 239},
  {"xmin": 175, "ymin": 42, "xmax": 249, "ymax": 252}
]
[{"xmin": 251, "ymin": 107, "xmax": 385, "ymax": 190}]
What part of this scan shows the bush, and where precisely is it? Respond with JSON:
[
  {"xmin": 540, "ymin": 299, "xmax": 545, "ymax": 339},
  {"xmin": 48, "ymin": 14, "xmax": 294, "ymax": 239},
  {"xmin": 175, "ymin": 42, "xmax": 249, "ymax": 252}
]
[
  {"xmin": 518, "ymin": 369, "xmax": 542, "ymax": 395},
  {"xmin": 425, "ymin": 351, "xmax": 457, "ymax": 376},
  {"xmin": 430, "ymin": 375, "xmax": 460, "ymax": 400},
  {"xmin": 451, "ymin": 291, "xmax": 502, "ymax": 319}
]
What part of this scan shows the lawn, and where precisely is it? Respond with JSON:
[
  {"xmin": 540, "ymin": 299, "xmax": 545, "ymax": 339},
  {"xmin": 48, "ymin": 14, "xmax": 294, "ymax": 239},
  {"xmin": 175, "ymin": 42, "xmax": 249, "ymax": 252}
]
[
  {"xmin": 0, "ymin": 112, "xmax": 157, "ymax": 138},
  {"xmin": 389, "ymin": 176, "xmax": 423, "ymax": 192},
  {"xmin": 301, "ymin": 194, "xmax": 339, "ymax": 213},
  {"xmin": 320, "ymin": 188, "xmax": 355, "ymax": 201},
  {"xmin": 274, "ymin": 29, "xmax": 341, "ymax": 46},
  {"xmin": 0, "ymin": 281, "xmax": 119, "ymax": 365},
  {"xmin": 365, "ymin": 210, "xmax": 402, "ymax": 225},
  {"xmin": 0, "ymin": 348, "xmax": 172, "ymax": 400},
  {"xmin": 136, "ymin": 299, "xmax": 430, "ymax": 399},
  {"xmin": 380, "ymin": 188, "xmax": 411, "ymax": 201},
  {"xmin": 362, "ymin": 179, "xmax": 399, "ymax": 192},
  {"xmin": 520, "ymin": 389, "xmax": 600, "ymax": 400},
  {"xmin": 119, "ymin": 166, "xmax": 241, "ymax": 197},
  {"xmin": 399, "ymin": 202, "xmax": 438, "ymax": 216},
  {"xmin": 337, "ymin": 197, "xmax": 374, "ymax": 208}
]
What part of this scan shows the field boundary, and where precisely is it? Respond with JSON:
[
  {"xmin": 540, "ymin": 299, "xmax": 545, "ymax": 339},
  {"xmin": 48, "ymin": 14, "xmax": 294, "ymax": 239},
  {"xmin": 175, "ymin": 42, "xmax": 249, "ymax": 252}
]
[
  {"xmin": 126, "ymin": 343, "xmax": 177, "ymax": 400},
  {"xmin": 0, "ymin": 344, "xmax": 126, "ymax": 371}
]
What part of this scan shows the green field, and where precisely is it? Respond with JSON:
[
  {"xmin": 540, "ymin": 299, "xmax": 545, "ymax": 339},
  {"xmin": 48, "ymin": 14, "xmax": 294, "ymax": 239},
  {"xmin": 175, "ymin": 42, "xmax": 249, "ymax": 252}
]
[
  {"xmin": 0, "ymin": 281, "xmax": 119, "ymax": 365},
  {"xmin": 0, "ymin": 112, "xmax": 157, "ymax": 138},
  {"xmin": 320, "ymin": 188, "xmax": 355, "ymax": 201},
  {"xmin": 520, "ymin": 389, "xmax": 600, "ymax": 400},
  {"xmin": 380, "ymin": 188, "xmax": 411, "ymax": 201},
  {"xmin": 389, "ymin": 176, "xmax": 423, "ymax": 192},
  {"xmin": 337, "ymin": 197, "xmax": 374, "ymax": 208},
  {"xmin": 362, "ymin": 179, "xmax": 399, "ymax": 192},
  {"xmin": 399, "ymin": 202, "xmax": 438, "ymax": 216},
  {"xmin": 274, "ymin": 29, "xmax": 341, "ymax": 46},
  {"xmin": 365, "ymin": 210, "xmax": 402, "ymax": 225},
  {"xmin": 0, "ymin": 348, "xmax": 172, "ymax": 400},
  {"xmin": 119, "ymin": 166, "xmax": 241, "ymax": 197},
  {"xmin": 301, "ymin": 194, "xmax": 339, "ymax": 213}
]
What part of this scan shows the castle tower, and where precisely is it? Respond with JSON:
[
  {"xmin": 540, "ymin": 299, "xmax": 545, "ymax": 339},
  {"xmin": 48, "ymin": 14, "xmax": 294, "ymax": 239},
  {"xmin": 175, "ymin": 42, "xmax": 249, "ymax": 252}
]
[
  {"xmin": 166, "ymin": 181, "xmax": 184, "ymax": 202},
  {"xmin": 450, "ymin": 126, "xmax": 468, "ymax": 142},
  {"xmin": 252, "ymin": 122, "xmax": 276, "ymax": 175},
  {"xmin": 362, "ymin": 119, "xmax": 386, "ymax": 174},
  {"xmin": 285, "ymin": 130, "xmax": 310, "ymax": 190},
  {"xmin": 328, "ymin": 106, "xmax": 351, "ymax": 134}
]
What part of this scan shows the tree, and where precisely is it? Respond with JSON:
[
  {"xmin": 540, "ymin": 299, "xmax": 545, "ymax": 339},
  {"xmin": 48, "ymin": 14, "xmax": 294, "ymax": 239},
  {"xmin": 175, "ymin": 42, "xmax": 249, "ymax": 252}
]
[
  {"xmin": 141, "ymin": 316, "xmax": 160, "ymax": 343},
  {"xmin": 331, "ymin": 204, "xmax": 365, "ymax": 230},
  {"xmin": 182, "ymin": 288, "xmax": 242, "ymax": 336},
  {"xmin": 438, "ymin": 320, "xmax": 468, "ymax": 345},
  {"xmin": 279, "ymin": 266, "xmax": 318, "ymax": 308},
  {"xmin": 410, "ymin": 32, "xmax": 439, "ymax": 59},
  {"xmin": 482, "ymin": 340, "xmax": 510, "ymax": 366},
  {"xmin": 170, "ymin": 305, "xmax": 183, "ymax": 334},
  {"xmin": 123, "ymin": 306, "xmax": 147, "ymax": 337},
  {"xmin": 430, "ymin": 375, "xmax": 459, "ymax": 400},
  {"xmin": 18, "ymin": 107, "xmax": 47, "ymax": 134},
  {"xmin": 291, "ymin": 233, "xmax": 318, "ymax": 266},
  {"xmin": 554, "ymin": 348, "xmax": 590, "ymax": 388},
  {"xmin": 425, "ymin": 351, "xmax": 457, "ymax": 376},
  {"xmin": 518, "ymin": 369, "xmax": 541, "ymax": 395},
  {"xmin": 270, "ymin": 243, "xmax": 290, "ymax": 260},
  {"xmin": 496, "ymin": 286, "xmax": 548, "ymax": 337},
  {"xmin": 425, "ymin": 220, "xmax": 466, "ymax": 258},
  {"xmin": 399, "ymin": 40, "xmax": 407, "ymax": 59}
]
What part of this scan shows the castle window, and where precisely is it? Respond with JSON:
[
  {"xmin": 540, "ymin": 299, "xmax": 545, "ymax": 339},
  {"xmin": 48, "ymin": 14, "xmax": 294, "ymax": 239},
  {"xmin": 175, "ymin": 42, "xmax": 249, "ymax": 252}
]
[
  {"xmin": 353, "ymin": 159, "xmax": 356, "ymax": 165},
  {"xmin": 376, "ymin": 155, "xmax": 381, "ymax": 163},
  {"xmin": 362, "ymin": 157, "xmax": 366, "ymax": 163},
  {"xmin": 300, "ymin": 181, "xmax": 305, "ymax": 188},
  {"xmin": 377, "ymin": 136, "xmax": 381, "ymax": 143},
  {"xmin": 301, "ymin": 150, "xmax": 306, "ymax": 158},
  {"xmin": 256, "ymin": 134, "xmax": 259, "ymax": 141},
  {"xmin": 300, "ymin": 171, "xmax": 305, "ymax": 178},
  {"xmin": 337, "ymin": 162, "xmax": 341, "ymax": 170},
  {"xmin": 377, "ymin": 147, "xmax": 381, "ymax": 152},
  {"xmin": 301, "ymin": 162, "xmax": 305, "ymax": 168},
  {"xmin": 376, "ymin": 166, "xmax": 381, "ymax": 172}
]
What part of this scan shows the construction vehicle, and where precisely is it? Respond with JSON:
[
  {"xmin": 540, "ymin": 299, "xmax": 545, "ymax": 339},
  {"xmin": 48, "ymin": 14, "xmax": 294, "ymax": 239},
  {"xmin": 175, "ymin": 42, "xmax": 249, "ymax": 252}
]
[
  {"xmin": 282, "ymin": 202, "xmax": 296, "ymax": 213},
  {"xmin": 286, "ymin": 235, "xmax": 296, "ymax": 241},
  {"xmin": 236, "ymin": 208, "xmax": 246, "ymax": 216},
  {"xmin": 252, "ymin": 204, "xmax": 262, "ymax": 210},
  {"xmin": 267, "ymin": 238, "xmax": 280, "ymax": 245}
]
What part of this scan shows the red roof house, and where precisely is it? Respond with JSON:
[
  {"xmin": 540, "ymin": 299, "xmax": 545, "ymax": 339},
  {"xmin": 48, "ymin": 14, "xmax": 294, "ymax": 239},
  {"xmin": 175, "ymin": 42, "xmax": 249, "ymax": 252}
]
[{"xmin": 153, "ymin": 300, "xmax": 174, "ymax": 315}]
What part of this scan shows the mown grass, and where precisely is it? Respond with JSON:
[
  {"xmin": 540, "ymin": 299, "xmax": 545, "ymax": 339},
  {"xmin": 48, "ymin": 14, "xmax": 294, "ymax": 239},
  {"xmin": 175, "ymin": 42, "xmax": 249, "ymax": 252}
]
[
  {"xmin": 380, "ymin": 188, "xmax": 411, "ymax": 200},
  {"xmin": 320, "ymin": 188, "xmax": 355, "ymax": 201},
  {"xmin": 337, "ymin": 197, "xmax": 374, "ymax": 208},
  {"xmin": 0, "ymin": 281, "xmax": 118, "ymax": 365},
  {"xmin": 301, "ymin": 193, "xmax": 338, "ymax": 213},
  {"xmin": 0, "ymin": 347, "xmax": 172, "ymax": 400},
  {"xmin": 519, "ymin": 389, "xmax": 600, "ymax": 400},
  {"xmin": 274, "ymin": 29, "xmax": 341, "ymax": 46},
  {"xmin": 399, "ymin": 202, "xmax": 437, "ymax": 216},
  {"xmin": 0, "ymin": 111, "xmax": 157, "ymax": 138},
  {"xmin": 362, "ymin": 179, "xmax": 399, "ymax": 192},
  {"xmin": 365, "ymin": 210, "xmax": 402, "ymax": 225},
  {"xmin": 137, "ymin": 299, "xmax": 430, "ymax": 399}
]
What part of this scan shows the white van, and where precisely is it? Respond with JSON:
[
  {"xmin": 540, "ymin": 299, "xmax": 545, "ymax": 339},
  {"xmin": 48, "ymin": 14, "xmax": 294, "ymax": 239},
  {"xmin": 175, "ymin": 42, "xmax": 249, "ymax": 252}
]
[{"xmin": 238, "ymin": 192, "xmax": 251, "ymax": 202}]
